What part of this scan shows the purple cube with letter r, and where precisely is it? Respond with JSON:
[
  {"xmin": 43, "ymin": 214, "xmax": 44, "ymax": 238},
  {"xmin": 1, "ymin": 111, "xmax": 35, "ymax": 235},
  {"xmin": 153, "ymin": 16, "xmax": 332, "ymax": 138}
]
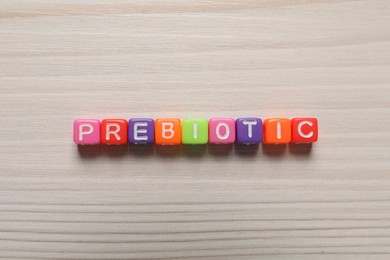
[
  {"xmin": 128, "ymin": 118, "xmax": 155, "ymax": 144},
  {"xmin": 236, "ymin": 118, "xmax": 263, "ymax": 144}
]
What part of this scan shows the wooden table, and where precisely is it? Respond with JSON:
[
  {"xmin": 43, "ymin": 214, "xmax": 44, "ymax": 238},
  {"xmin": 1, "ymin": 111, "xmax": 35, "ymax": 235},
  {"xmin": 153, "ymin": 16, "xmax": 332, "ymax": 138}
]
[{"xmin": 0, "ymin": 0, "xmax": 389, "ymax": 259}]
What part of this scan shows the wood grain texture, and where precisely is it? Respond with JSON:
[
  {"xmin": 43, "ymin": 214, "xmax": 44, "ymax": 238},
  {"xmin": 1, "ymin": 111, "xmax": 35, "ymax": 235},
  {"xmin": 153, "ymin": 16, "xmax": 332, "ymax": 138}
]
[{"xmin": 0, "ymin": 0, "xmax": 390, "ymax": 259}]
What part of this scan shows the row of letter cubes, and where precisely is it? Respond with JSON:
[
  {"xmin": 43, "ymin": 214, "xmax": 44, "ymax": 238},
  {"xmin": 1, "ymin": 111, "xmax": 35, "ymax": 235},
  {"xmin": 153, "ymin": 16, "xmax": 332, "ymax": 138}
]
[{"xmin": 74, "ymin": 118, "xmax": 318, "ymax": 145}]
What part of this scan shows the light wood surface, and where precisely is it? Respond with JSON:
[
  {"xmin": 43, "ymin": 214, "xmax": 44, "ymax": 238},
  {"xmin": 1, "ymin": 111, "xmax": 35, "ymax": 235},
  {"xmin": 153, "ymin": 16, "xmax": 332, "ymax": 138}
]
[{"xmin": 1, "ymin": 0, "xmax": 390, "ymax": 259}]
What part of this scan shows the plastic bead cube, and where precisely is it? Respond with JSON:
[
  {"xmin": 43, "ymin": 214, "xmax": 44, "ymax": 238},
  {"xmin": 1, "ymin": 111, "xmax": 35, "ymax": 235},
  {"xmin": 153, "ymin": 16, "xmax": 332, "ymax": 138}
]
[
  {"xmin": 236, "ymin": 118, "xmax": 263, "ymax": 144},
  {"xmin": 209, "ymin": 118, "xmax": 236, "ymax": 144},
  {"xmin": 155, "ymin": 118, "xmax": 182, "ymax": 145},
  {"xmin": 291, "ymin": 118, "xmax": 318, "ymax": 143},
  {"xmin": 101, "ymin": 119, "xmax": 128, "ymax": 145},
  {"xmin": 182, "ymin": 118, "xmax": 208, "ymax": 145},
  {"xmin": 129, "ymin": 118, "xmax": 155, "ymax": 144},
  {"xmin": 263, "ymin": 118, "xmax": 291, "ymax": 144},
  {"xmin": 73, "ymin": 119, "xmax": 101, "ymax": 145}
]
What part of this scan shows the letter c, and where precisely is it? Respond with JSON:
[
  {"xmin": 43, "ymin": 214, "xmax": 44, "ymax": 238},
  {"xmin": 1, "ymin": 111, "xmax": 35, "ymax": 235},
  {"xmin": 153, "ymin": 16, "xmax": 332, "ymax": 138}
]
[{"xmin": 298, "ymin": 121, "xmax": 314, "ymax": 138}]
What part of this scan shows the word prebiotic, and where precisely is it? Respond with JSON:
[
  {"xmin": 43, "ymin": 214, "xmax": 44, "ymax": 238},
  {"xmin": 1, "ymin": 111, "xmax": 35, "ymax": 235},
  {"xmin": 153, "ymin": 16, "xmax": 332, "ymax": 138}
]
[{"xmin": 74, "ymin": 118, "xmax": 318, "ymax": 145}]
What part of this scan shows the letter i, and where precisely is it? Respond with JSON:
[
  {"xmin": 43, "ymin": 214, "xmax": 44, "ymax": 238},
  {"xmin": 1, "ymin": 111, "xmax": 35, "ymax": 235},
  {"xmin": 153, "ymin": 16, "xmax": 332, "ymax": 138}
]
[{"xmin": 193, "ymin": 122, "xmax": 198, "ymax": 139}]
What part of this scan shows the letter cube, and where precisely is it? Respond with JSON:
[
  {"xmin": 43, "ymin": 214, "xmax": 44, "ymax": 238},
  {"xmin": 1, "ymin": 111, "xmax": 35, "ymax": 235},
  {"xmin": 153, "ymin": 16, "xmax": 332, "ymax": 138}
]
[
  {"xmin": 155, "ymin": 118, "xmax": 181, "ymax": 145},
  {"xmin": 236, "ymin": 118, "xmax": 262, "ymax": 144},
  {"xmin": 129, "ymin": 118, "xmax": 155, "ymax": 144},
  {"xmin": 73, "ymin": 119, "xmax": 101, "ymax": 145},
  {"xmin": 291, "ymin": 118, "xmax": 318, "ymax": 143},
  {"xmin": 182, "ymin": 118, "xmax": 208, "ymax": 145},
  {"xmin": 101, "ymin": 119, "xmax": 128, "ymax": 145},
  {"xmin": 209, "ymin": 118, "xmax": 236, "ymax": 144},
  {"xmin": 263, "ymin": 118, "xmax": 291, "ymax": 144}
]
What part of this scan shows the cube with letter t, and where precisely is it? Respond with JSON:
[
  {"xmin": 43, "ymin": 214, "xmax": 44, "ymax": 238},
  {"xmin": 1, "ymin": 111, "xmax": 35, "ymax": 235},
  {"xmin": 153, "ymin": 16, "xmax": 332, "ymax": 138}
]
[{"xmin": 236, "ymin": 117, "xmax": 262, "ymax": 144}]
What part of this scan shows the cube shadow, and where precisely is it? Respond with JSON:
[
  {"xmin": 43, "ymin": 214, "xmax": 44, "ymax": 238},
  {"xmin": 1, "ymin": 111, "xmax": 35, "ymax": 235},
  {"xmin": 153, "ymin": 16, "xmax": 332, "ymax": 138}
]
[
  {"xmin": 208, "ymin": 144, "xmax": 233, "ymax": 156},
  {"xmin": 102, "ymin": 144, "xmax": 128, "ymax": 157},
  {"xmin": 262, "ymin": 144, "xmax": 287, "ymax": 156},
  {"xmin": 289, "ymin": 143, "xmax": 313, "ymax": 155},
  {"xmin": 129, "ymin": 143, "xmax": 155, "ymax": 157},
  {"xmin": 234, "ymin": 143, "xmax": 259, "ymax": 156},
  {"xmin": 77, "ymin": 144, "xmax": 102, "ymax": 158},
  {"xmin": 182, "ymin": 144, "xmax": 207, "ymax": 157}
]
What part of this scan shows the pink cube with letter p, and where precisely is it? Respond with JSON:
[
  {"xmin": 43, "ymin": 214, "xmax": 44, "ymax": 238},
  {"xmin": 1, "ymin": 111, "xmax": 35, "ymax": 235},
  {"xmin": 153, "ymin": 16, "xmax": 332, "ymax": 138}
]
[
  {"xmin": 209, "ymin": 118, "xmax": 236, "ymax": 144},
  {"xmin": 73, "ymin": 119, "xmax": 101, "ymax": 145}
]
